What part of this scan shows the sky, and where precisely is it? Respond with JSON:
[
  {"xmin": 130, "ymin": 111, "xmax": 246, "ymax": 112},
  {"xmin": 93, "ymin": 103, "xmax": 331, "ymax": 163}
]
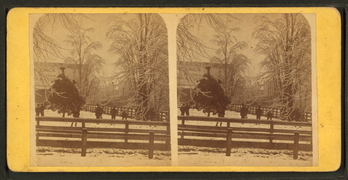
[{"xmin": 34, "ymin": 13, "xmax": 308, "ymax": 80}]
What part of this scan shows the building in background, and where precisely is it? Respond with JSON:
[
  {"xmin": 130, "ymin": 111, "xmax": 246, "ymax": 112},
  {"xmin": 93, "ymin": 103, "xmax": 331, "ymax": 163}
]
[
  {"xmin": 248, "ymin": 79, "xmax": 311, "ymax": 113},
  {"xmin": 245, "ymin": 79, "xmax": 279, "ymax": 107},
  {"xmin": 34, "ymin": 62, "xmax": 78, "ymax": 104},
  {"xmin": 177, "ymin": 61, "xmax": 222, "ymax": 104}
]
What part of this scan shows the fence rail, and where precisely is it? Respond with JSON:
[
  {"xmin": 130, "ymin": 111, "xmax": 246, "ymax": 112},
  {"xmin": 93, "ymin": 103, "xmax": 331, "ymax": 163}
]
[
  {"xmin": 36, "ymin": 117, "xmax": 170, "ymax": 159},
  {"xmin": 229, "ymin": 104, "xmax": 312, "ymax": 122},
  {"xmin": 83, "ymin": 104, "xmax": 169, "ymax": 122},
  {"xmin": 178, "ymin": 116, "xmax": 312, "ymax": 159}
]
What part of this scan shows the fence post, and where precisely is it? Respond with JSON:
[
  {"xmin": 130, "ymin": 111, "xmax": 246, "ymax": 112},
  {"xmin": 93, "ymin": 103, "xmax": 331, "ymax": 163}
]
[
  {"xmin": 36, "ymin": 133, "xmax": 40, "ymax": 145},
  {"xmin": 226, "ymin": 128, "xmax": 232, "ymax": 156},
  {"xmin": 82, "ymin": 120, "xmax": 85, "ymax": 128},
  {"xmin": 166, "ymin": 123, "xmax": 170, "ymax": 146},
  {"xmin": 181, "ymin": 119, "xmax": 185, "ymax": 140},
  {"xmin": 149, "ymin": 131, "xmax": 154, "ymax": 159},
  {"xmin": 36, "ymin": 118, "xmax": 40, "ymax": 144},
  {"xmin": 125, "ymin": 123, "xmax": 129, "ymax": 144},
  {"xmin": 270, "ymin": 121, "xmax": 274, "ymax": 144},
  {"xmin": 293, "ymin": 132, "xmax": 299, "ymax": 159},
  {"xmin": 308, "ymin": 113, "xmax": 312, "ymax": 122},
  {"xmin": 81, "ymin": 128, "xmax": 87, "ymax": 157}
]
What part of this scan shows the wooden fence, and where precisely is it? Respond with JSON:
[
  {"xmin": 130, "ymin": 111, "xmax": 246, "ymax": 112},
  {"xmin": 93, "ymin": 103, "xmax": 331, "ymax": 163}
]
[
  {"xmin": 229, "ymin": 104, "xmax": 312, "ymax": 122},
  {"xmin": 36, "ymin": 117, "xmax": 170, "ymax": 158},
  {"xmin": 83, "ymin": 104, "xmax": 169, "ymax": 122},
  {"xmin": 178, "ymin": 116, "xmax": 312, "ymax": 159}
]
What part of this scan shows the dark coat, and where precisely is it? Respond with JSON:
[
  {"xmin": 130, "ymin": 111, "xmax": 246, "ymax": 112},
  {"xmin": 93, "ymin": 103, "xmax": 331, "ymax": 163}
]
[
  {"xmin": 241, "ymin": 107, "xmax": 248, "ymax": 116},
  {"xmin": 180, "ymin": 106, "xmax": 185, "ymax": 116},
  {"xmin": 267, "ymin": 111, "xmax": 273, "ymax": 118},
  {"xmin": 122, "ymin": 111, "xmax": 128, "ymax": 117},
  {"xmin": 292, "ymin": 110, "xmax": 301, "ymax": 121},
  {"xmin": 147, "ymin": 109, "xmax": 156, "ymax": 121},
  {"xmin": 218, "ymin": 109, "xmax": 225, "ymax": 117},
  {"xmin": 73, "ymin": 110, "xmax": 80, "ymax": 118},
  {"xmin": 110, "ymin": 108, "xmax": 117, "ymax": 116},
  {"xmin": 35, "ymin": 106, "xmax": 40, "ymax": 116},
  {"xmin": 256, "ymin": 108, "xmax": 262, "ymax": 116},
  {"xmin": 95, "ymin": 107, "xmax": 103, "ymax": 117},
  {"xmin": 184, "ymin": 105, "xmax": 190, "ymax": 116}
]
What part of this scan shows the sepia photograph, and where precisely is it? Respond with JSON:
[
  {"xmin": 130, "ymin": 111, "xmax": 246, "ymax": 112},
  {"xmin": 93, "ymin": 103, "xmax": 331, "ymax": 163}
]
[
  {"xmin": 176, "ymin": 13, "xmax": 316, "ymax": 166},
  {"xmin": 6, "ymin": 7, "xmax": 342, "ymax": 172},
  {"xmin": 30, "ymin": 13, "xmax": 171, "ymax": 167}
]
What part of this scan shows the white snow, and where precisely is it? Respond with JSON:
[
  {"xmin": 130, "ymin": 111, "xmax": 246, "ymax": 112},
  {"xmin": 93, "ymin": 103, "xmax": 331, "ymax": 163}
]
[
  {"xmin": 35, "ymin": 147, "xmax": 171, "ymax": 167},
  {"xmin": 41, "ymin": 109, "xmax": 166, "ymax": 131},
  {"xmin": 178, "ymin": 109, "xmax": 311, "ymax": 131},
  {"xmin": 178, "ymin": 148, "xmax": 312, "ymax": 166}
]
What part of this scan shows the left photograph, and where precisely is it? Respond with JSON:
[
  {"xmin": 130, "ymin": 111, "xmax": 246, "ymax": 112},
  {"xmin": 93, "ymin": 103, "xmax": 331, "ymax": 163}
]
[{"xmin": 30, "ymin": 13, "xmax": 170, "ymax": 167}]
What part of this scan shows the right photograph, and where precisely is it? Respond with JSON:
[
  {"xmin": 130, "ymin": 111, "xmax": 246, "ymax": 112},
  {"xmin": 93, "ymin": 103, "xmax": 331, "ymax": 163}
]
[{"xmin": 176, "ymin": 13, "xmax": 315, "ymax": 166}]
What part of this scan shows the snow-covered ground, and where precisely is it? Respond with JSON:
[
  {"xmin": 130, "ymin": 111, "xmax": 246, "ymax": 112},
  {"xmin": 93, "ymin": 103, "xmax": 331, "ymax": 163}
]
[
  {"xmin": 177, "ymin": 109, "xmax": 312, "ymax": 132},
  {"xmin": 41, "ymin": 110, "xmax": 167, "ymax": 131},
  {"xmin": 36, "ymin": 109, "xmax": 313, "ymax": 167},
  {"xmin": 35, "ymin": 109, "xmax": 170, "ymax": 167},
  {"xmin": 178, "ymin": 146, "xmax": 312, "ymax": 166},
  {"xmin": 176, "ymin": 109, "xmax": 313, "ymax": 166},
  {"xmin": 35, "ymin": 147, "xmax": 171, "ymax": 167},
  {"xmin": 180, "ymin": 108, "xmax": 266, "ymax": 120}
]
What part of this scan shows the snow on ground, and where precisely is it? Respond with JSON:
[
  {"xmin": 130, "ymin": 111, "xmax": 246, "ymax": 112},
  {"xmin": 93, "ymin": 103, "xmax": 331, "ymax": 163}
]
[
  {"xmin": 36, "ymin": 109, "xmax": 313, "ymax": 167},
  {"xmin": 178, "ymin": 147, "xmax": 312, "ymax": 166},
  {"xmin": 35, "ymin": 147, "xmax": 171, "ymax": 167},
  {"xmin": 177, "ymin": 109, "xmax": 312, "ymax": 132},
  {"xmin": 35, "ymin": 110, "xmax": 170, "ymax": 166},
  {"xmin": 180, "ymin": 108, "xmax": 264, "ymax": 120},
  {"xmin": 176, "ymin": 109, "xmax": 313, "ymax": 166},
  {"xmin": 42, "ymin": 110, "xmax": 166, "ymax": 131}
]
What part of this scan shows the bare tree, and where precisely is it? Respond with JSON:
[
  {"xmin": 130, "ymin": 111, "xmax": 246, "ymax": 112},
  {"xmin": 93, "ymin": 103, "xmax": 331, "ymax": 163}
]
[
  {"xmin": 210, "ymin": 25, "xmax": 250, "ymax": 101},
  {"xmin": 177, "ymin": 14, "xmax": 238, "ymax": 62},
  {"xmin": 176, "ymin": 14, "xmax": 233, "ymax": 88},
  {"xmin": 177, "ymin": 14, "xmax": 249, "ymax": 104},
  {"xmin": 33, "ymin": 14, "xmax": 82, "ymax": 63},
  {"xmin": 106, "ymin": 14, "xmax": 168, "ymax": 120},
  {"xmin": 33, "ymin": 14, "xmax": 90, "ymax": 104},
  {"xmin": 253, "ymin": 13, "xmax": 311, "ymax": 120},
  {"xmin": 64, "ymin": 27, "xmax": 105, "ymax": 102}
]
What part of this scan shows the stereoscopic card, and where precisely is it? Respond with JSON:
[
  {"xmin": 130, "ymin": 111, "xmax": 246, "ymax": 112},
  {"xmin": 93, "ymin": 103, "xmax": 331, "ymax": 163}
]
[{"xmin": 7, "ymin": 7, "xmax": 341, "ymax": 172}]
